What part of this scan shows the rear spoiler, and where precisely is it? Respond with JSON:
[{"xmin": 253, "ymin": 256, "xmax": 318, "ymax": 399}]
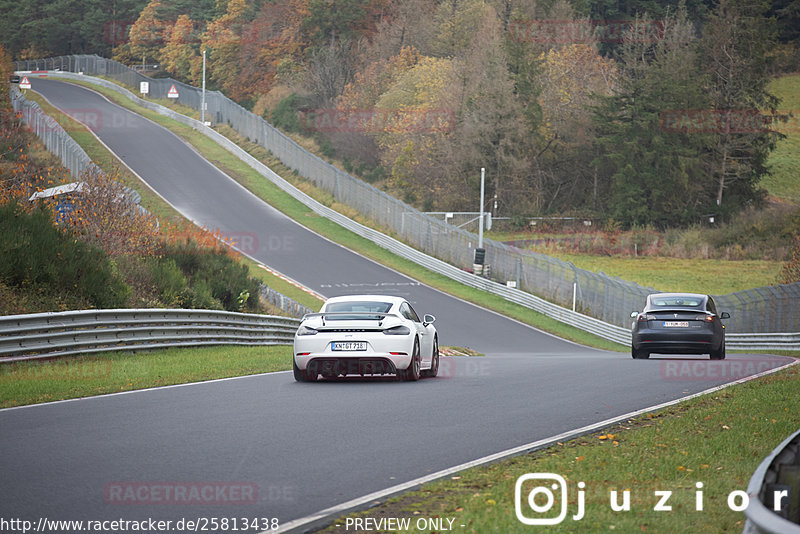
[{"xmin": 301, "ymin": 312, "xmax": 401, "ymax": 326}]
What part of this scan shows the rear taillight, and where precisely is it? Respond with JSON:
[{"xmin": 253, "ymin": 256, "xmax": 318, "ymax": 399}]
[
  {"xmin": 383, "ymin": 325, "xmax": 411, "ymax": 335},
  {"xmin": 696, "ymin": 315, "xmax": 715, "ymax": 322},
  {"xmin": 638, "ymin": 314, "xmax": 657, "ymax": 322}
]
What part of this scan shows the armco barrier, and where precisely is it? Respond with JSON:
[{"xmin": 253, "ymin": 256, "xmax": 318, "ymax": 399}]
[
  {"xmin": 15, "ymin": 57, "xmax": 800, "ymax": 335},
  {"xmin": 0, "ymin": 309, "xmax": 300, "ymax": 362},
  {"xmin": 14, "ymin": 71, "xmax": 800, "ymax": 351},
  {"xmin": 743, "ymin": 428, "xmax": 800, "ymax": 534}
]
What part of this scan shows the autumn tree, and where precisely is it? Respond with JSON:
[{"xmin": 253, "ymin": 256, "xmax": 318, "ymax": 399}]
[
  {"xmin": 366, "ymin": 0, "xmax": 438, "ymax": 59},
  {"xmin": 374, "ymin": 55, "xmax": 455, "ymax": 205},
  {"xmin": 432, "ymin": 0, "xmax": 489, "ymax": 57},
  {"xmin": 537, "ymin": 43, "xmax": 616, "ymax": 212},
  {"xmin": 161, "ymin": 15, "xmax": 201, "ymax": 82},
  {"xmin": 201, "ymin": 0, "xmax": 248, "ymax": 95},
  {"xmin": 302, "ymin": 0, "xmax": 387, "ymax": 51},
  {"xmin": 328, "ymin": 46, "xmax": 421, "ymax": 166},
  {"xmin": 236, "ymin": 0, "xmax": 309, "ymax": 101},
  {"xmin": 127, "ymin": 0, "xmax": 172, "ymax": 66}
]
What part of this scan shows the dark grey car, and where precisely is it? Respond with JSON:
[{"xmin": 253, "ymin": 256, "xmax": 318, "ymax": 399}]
[{"xmin": 631, "ymin": 293, "xmax": 729, "ymax": 360}]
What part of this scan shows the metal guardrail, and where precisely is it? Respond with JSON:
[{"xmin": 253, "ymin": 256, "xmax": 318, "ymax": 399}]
[
  {"xmin": 10, "ymin": 85, "xmax": 101, "ymax": 180},
  {"xmin": 0, "ymin": 309, "xmax": 301, "ymax": 362},
  {"xmin": 20, "ymin": 72, "xmax": 800, "ymax": 356},
  {"xmin": 15, "ymin": 56, "xmax": 800, "ymax": 335},
  {"xmin": 260, "ymin": 285, "xmax": 314, "ymax": 319},
  {"xmin": 744, "ymin": 428, "xmax": 800, "ymax": 534},
  {"xmin": 20, "ymin": 70, "xmax": 799, "ymax": 352}
]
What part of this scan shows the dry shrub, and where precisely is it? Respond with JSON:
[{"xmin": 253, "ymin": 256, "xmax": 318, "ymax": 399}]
[
  {"xmin": 53, "ymin": 168, "xmax": 161, "ymax": 257},
  {"xmin": 779, "ymin": 236, "xmax": 800, "ymax": 283}
]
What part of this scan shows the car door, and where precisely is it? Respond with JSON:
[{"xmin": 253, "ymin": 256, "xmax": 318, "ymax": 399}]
[{"xmin": 401, "ymin": 302, "xmax": 431, "ymax": 365}]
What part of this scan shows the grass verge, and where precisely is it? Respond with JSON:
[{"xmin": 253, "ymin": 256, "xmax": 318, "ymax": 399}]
[
  {"xmin": 0, "ymin": 345, "xmax": 291, "ymax": 409},
  {"xmin": 554, "ymin": 255, "xmax": 780, "ymax": 295},
  {"xmin": 49, "ymin": 77, "xmax": 627, "ymax": 353},
  {"xmin": 318, "ymin": 362, "xmax": 799, "ymax": 533}
]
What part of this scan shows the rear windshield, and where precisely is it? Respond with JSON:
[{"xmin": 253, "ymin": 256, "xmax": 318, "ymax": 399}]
[
  {"xmin": 650, "ymin": 296, "xmax": 703, "ymax": 308},
  {"xmin": 323, "ymin": 301, "xmax": 392, "ymax": 320}
]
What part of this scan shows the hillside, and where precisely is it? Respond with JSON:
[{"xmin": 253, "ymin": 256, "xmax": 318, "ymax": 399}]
[
  {"xmin": 5, "ymin": 0, "xmax": 796, "ymax": 229},
  {"xmin": 762, "ymin": 73, "xmax": 800, "ymax": 205}
]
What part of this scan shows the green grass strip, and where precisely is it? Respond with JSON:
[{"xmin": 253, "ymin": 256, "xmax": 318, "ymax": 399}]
[
  {"xmin": 318, "ymin": 363, "xmax": 800, "ymax": 533},
  {"xmin": 0, "ymin": 345, "xmax": 291, "ymax": 409}
]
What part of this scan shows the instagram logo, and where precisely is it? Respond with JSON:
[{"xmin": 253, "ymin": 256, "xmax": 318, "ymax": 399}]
[{"xmin": 515, "ymin": 473, "xmax": 584, "ymax": 525}]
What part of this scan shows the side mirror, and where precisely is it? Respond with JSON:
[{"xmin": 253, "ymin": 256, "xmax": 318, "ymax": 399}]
[
  {"xmin": 720, "ymin": 312, "xmax": 730, "ymax": 319},
  {"xmin": 423, "ymin": 314, "xmax": 436, "ymax": 325},
  {"xmin": 630, "ymin": 311, "xmax": 639, "ymax": 318}
]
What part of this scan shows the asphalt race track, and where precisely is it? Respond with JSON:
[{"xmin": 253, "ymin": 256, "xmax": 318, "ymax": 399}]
[{"xmin": 0, "ymin": 78, "xmax": 793, "ymax": 531}]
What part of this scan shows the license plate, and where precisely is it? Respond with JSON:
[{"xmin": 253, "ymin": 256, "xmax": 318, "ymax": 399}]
[
  {"xmin": 664, "ymin": 321, "xmax": 689, "ymax": 328},
  {"xmin": 331, "ymin": 342, "xmax": 367, "ymax": 351}
]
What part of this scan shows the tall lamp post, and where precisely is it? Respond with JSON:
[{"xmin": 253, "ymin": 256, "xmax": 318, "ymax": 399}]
[
  {"xmin": 474, "ymin": 167, "xmax": 486, "ymax": 276},
  {"xmin": 478, "ymin": 167, "xmax": 485, "ymax": 249},
  {"xmin": 201, "ymin": 49, "xmax": 207, "ymax": 126}
]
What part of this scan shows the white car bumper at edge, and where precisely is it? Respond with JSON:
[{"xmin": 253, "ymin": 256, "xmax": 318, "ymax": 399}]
[{"xmin": 293, "ymin": 333, "xmax": 415, "ymax": 372}]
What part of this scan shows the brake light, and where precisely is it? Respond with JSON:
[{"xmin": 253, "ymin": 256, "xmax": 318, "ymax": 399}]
[
  {"xmin": 296, "ymin": 325, "xmax": 318, "ymax": 336},
  {"xmin": 383, "ymin": 325, "xmax": 411, "ymax": 335}
]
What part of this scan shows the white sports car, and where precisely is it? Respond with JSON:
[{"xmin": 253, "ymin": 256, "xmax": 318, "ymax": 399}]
[{"xmin": 293, "ymin": 295, "xmax": 439, "ymax": 382}]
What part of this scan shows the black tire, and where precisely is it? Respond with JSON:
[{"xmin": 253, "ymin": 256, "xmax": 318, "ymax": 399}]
[
  {"xmin": 632, "ymin": 347, "xmax": 650, "ymax": 359},
  {"xmin": 400, "ymin": 338, "xmax": 421, "ymax": 381},
  {"xmin": 422, "ymin": 336, "xmax": 439, "ymax": 378},
  {"xmin": 710, "ymin": 341, "xmax": 726, "ymax": 360},
  {"xmin": 293, "ymin": 358, "xmax": 313, "ymax": 382}
]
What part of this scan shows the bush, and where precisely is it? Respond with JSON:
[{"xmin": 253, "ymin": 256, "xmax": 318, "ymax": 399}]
[
  {"xmin": 271, "ymin": 93, "xmax": 305, "ymax": 134},
  {"xmin": 161, "ymin": 240, "xmax": 261, "ymax": 312},
  {"xmin": 779, "ymin": 237, "xmax": 800, "ymax": 283},
  {"xmin": 0, "ymin": 201, "xmax": 129, "ymax": 309},
  {"xmin": 148, "ymin": 258, "xmax": 187, "ymax": 307}
]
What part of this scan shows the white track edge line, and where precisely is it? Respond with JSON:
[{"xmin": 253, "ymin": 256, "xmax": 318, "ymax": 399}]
[
  {"xmin": 272, "ymin": 358, "xmax": 799, "ymax": 533},
  {"xmin": 0, "ymin": 370, "xmax": 293, "ymax": 413}
]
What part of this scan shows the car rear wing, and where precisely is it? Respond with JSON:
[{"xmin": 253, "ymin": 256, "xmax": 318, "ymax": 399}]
[{"xmin": 301, "ymin": 312, "xmax": 401, "ymax": 325}]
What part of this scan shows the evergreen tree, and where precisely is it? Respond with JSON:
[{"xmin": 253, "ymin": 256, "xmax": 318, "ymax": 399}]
[{"xmin": 592, "ymin": 9, "xmax": 711, "ymax": 227}]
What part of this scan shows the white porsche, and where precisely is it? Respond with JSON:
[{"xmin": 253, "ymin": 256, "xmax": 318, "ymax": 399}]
[{"xmin": 293, "ymin": 295, "xmax": 439, "ymax": 382}]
